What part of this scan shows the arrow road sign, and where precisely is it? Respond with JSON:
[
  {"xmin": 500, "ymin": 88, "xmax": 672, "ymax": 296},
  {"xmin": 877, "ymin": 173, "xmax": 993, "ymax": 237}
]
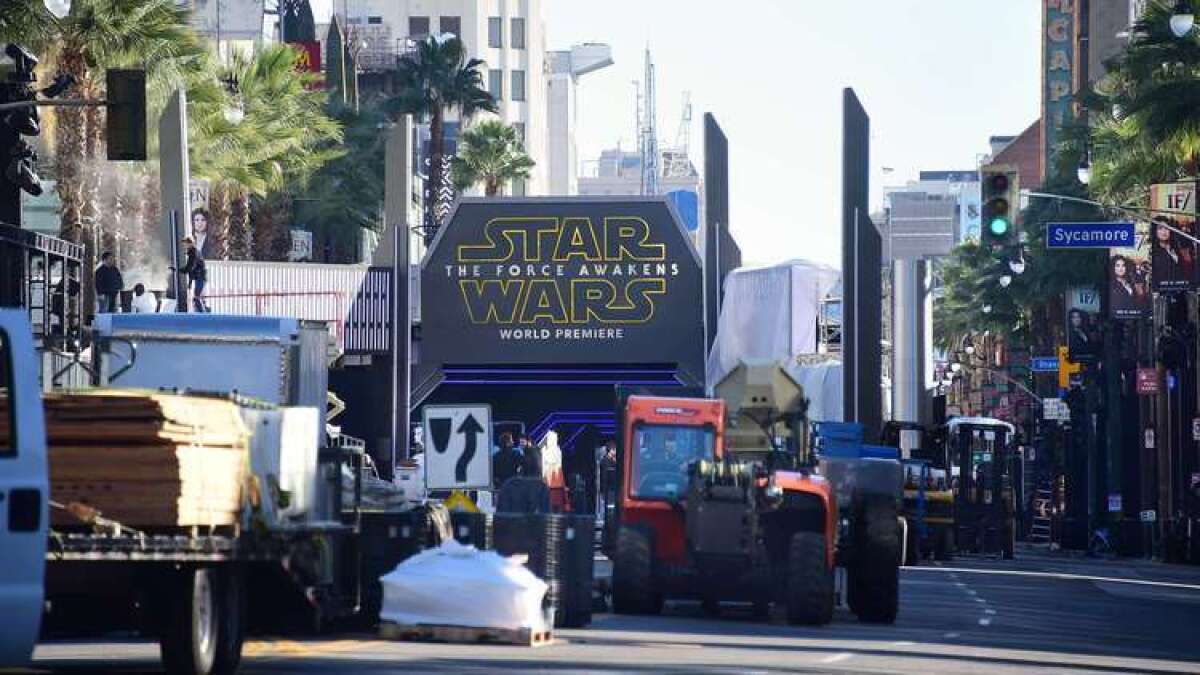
[
  {"xmin": 1046, "ymin": 222, "xmax": 1136, "ymax": 248},
  {"xmin": 422, "ymin": 404, "xmax": 493, "ymax": 490}
]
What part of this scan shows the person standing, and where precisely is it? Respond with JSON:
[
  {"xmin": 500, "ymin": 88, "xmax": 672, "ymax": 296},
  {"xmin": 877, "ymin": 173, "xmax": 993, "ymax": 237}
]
[
  {"xmin": 493, "ymin": 432, "xmax": 521, "ymax": 488},
  {"xmin": 179, "ymin": 237, "xmax": 209, "ymax": 313},
  {"xmin": 130, "ymin": 283, "xmax": 157, "ymax": 313},
  {"xmin": 94, "ymin": 251, "xmax": 123, "ymax": 314}
]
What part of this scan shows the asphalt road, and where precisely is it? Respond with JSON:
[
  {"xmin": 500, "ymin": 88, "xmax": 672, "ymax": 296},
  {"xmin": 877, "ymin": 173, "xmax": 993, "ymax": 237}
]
[{"xmin": 19, "ymin": 549, "xmax": 1200, "ymax": 674}]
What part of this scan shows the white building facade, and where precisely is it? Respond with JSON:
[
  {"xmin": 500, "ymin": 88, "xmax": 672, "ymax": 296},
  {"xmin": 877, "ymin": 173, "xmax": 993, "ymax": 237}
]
[{"xmin": 341, "ymin": 0, "xmax": 550, "ymax": 195}]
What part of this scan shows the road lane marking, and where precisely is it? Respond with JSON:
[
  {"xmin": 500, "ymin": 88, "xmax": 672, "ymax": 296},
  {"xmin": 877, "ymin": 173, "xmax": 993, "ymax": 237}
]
[
  {"xmin": 965, "ymin": 588, "xmax": 977, "ymax": 595},
  {"xmin": 973, "ymin": 597, "xmax": 986, "ymax": 603},
  {"xmin": 909, "ymin": 566, "xmax": 1200, "ymax": 591},
  {"xmin": 943, "ymin": 632, "xmax": 960, "ymax": 638},
  {"xmin": 984, "ymin": 609, "xmax": 996, "ymax": 615},
  {"xmin": 892, "ymin": 641, "xmax": 915, "ymax": 646},
  {"xmin": 978, "ymin": 618, "xmax": 992, "ymax": 626},
  {"xmin": 821, "ymin": 653, "xmax": 854, "ymax": 664}
]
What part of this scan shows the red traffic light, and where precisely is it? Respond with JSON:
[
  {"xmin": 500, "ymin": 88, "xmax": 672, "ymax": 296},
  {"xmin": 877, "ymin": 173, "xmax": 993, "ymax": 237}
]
[{"xmin": 989, "ymin": 174, "xmax": 1009, "ymax": 193}]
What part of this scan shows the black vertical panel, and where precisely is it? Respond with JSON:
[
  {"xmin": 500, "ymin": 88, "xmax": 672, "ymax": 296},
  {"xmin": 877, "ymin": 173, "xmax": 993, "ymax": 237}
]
[
  {"xmin": 842, "ymin": 88, "xmax": 882, "ymax": 440},
  {"xmin": 704, "ymin": 114, "xmax": 729, "ymax": 367}
]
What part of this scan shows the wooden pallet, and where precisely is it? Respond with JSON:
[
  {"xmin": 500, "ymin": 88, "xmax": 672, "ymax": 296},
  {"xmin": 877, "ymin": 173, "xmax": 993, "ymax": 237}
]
[{"xmin": 378, "ymin": 621, "xmax": 553, "ymax": 647}]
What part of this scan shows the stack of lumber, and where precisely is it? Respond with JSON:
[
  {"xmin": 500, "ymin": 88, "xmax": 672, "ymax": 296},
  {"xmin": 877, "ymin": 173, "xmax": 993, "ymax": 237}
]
[{"xmin": 37, "ymin": 391, "xmax": 251, "ymax": 528}]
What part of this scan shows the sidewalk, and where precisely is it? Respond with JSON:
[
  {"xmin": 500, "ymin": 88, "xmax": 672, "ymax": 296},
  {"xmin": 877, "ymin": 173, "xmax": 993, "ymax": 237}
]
[{"xmin": 940, "ymin": 543, "xmax": 1200, "ymax": 586}]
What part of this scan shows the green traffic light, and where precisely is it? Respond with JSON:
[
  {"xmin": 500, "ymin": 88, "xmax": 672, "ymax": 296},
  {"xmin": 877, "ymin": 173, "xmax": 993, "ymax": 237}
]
[{"xmin": 989, "ymin": 217, "xmax": 1010, "ymax": 236}]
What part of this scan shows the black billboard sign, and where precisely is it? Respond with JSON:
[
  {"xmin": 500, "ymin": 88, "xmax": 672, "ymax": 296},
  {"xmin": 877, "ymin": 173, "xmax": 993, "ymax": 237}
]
[{"xmin": 421, "ymin": 198, "xmax": 705, "ymax": 379}]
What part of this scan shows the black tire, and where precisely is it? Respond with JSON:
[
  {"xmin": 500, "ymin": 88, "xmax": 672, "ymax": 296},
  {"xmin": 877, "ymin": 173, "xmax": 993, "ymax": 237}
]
[
  {"xmin": 784, "ymin": 531, "xmax": 834, "ymax": 625},
  {"xmin": 160, "ymin": 567, "xmax": 219, "ymax": 675},
  {"xmin": 212, "ymin": 566, "xmax": 246, "ymax": 675},
  {"xmin": 849, "ymin": 497, "xmax": 900, "ymax": 624},
  {"xmin": 903, "ymin": 518, "xmax": 920, "ymax": 567},
  {"xmin": 612, "ymin": 526, "xmax": 661, "ymax": 615},
  {"xmin": 934, "ymin": 526, "xmax": 954, "ymax": 561}
]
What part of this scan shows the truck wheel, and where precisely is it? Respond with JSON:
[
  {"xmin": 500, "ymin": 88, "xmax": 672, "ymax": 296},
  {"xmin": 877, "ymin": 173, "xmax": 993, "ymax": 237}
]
[
  {"xmin": 212, "ymin": 567, "xmax": 246, "ymax": 675},
  {"xmin": 850, "ymin": 497, "xmax": 900, "ymax": 624},
  {"xmin": 161, "ymin": 566, "xmax": 219, "ymax": 675},
  {"xmin": 612, "ymin": 526, "xmax": 661, "ymax": 615},
  {"xmin": 784, "ymin": 531, "xmax": 833, "ymax": 626}
]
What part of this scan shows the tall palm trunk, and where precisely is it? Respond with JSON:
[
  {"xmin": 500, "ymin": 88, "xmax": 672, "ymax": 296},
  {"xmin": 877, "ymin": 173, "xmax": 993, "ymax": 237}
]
[
  {"xmin": 227, "ymin": 189, "xmax": 252, "ymax": 260},
  {"xmin": 205, "ymin": 182, "xmax": 230, "ymax": 260},
  {"xmin": 55, "ymin": 49, "xmax": 87, "ymax": 244},
  {"xmin": 252, "ymin": 194, "xmax": 290, "ymax": 261}
]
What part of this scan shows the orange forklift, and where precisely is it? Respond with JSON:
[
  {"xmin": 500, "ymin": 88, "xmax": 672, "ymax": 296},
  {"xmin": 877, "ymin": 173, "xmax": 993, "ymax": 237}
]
[{"xmin": 605, "ymin": 361, "xmax": 902, "ymax": 624}]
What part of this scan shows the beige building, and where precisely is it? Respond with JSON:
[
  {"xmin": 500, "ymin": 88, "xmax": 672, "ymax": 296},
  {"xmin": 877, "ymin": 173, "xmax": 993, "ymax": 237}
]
[{"xmin": 342, "ymin": 0, "xmax": 548, "ymax": 195}]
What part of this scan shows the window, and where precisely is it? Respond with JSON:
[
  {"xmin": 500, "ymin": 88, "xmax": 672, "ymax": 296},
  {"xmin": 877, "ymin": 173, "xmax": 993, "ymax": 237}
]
[
  {"xmin": 513, "ymin": 122, "xmax": 526, "ymax": 147},
  {"xmin": 511, "ymin": 17, "xmax": 526, "ymax": 49},
  {"xmin": 367, "ymin": 16, "xmax": 383, "ymax": 25},
  {"xmin": 408, "ymin": 16, "xmax": 430, "ymax": 37},
  {"xmin": 439, "ymin": 15, "xmax": 461, "ymax": 37},
  {"xmin": 511, "ymin": 70, "xmax": 526, "ymax": 101},
  {"xmin": 512, "ymin": 179, "xmax": 526, "ymax": 197},
  {"xmin": 488, "ymin": 69, "xmax": 503, "ymax": 99},
  {"xmin": 488, "ymin": 17, "xmax": 502, "ymax": 48},
  {"xmin": 630, "ymin": 424, "xmax": 715, "ymax": 500}
]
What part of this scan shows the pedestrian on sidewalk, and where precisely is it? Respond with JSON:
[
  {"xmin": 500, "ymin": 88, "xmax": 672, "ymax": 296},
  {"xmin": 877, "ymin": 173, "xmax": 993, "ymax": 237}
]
[
  {"xmin": 179, "ymin": 237, "xmax": 209, "ymax": 313},
  {"xmin": 94, "ymin": 251, "xmax": 123, "ymax": 313},
  {"xmin": 493, "ymin": 432, "xmax": 521, "ymax": 488}
]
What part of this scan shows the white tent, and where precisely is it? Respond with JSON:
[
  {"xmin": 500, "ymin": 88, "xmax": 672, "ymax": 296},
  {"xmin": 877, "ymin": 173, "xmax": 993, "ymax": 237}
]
[{"xmin": 707, "ymin": 259, "xmax": 840, "ymax": 388}]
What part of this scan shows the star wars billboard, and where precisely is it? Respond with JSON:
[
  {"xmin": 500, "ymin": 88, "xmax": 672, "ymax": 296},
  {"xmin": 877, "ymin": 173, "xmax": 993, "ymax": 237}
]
[{"xmin": 421, "ymin": 198, "xmax": 705, "ymax": 379}]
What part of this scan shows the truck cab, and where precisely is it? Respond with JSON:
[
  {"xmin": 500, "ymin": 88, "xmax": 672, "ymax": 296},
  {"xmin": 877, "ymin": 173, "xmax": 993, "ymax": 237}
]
[{"xmin": 0, "ymin": 311, "xmax": 49, "ymax": 667}]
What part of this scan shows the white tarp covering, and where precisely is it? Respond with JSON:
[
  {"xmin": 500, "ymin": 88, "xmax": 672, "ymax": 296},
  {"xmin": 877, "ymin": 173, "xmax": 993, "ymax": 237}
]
[
  {"xmin": 380, "ymin": 540, "xmax": 548, "ymax": 630},
  {"xmin": 707, "ymin": 260, "xmax": 840, "ymax": 387},
  {"xmin": 786, "ymin": 361, "xmax": 844, "ymax": 422}
]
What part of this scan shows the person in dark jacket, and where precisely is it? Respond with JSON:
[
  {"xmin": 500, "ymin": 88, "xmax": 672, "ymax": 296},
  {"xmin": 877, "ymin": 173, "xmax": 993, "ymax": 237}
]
[
  {"xmin": 493, "ymin": 432, "xmax": 521, "ymax": 488},
  {"xmin": 94, "ymin": 251, "xmax": 123, "ymax": 313},
  {"xmin": 497, "ymin": 446, "xmax": 550, "ymax": 513},
  {"xmin": 179, "ymin": 237, "xmax": 209, "ymax": 313}
]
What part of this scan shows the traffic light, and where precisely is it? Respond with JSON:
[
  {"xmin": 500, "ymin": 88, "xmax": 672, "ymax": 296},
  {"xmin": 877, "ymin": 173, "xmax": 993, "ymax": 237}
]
[
  {"xmin": 106, "ymin": 69, "xmax": 146, "ymax": 161},
  {"xmin": 0, "ymin": 43, "xmax": 44, "ymax": 228},
  {"xmin": 981, "ymin": 164, "xmax": 1019, "ymax": 247}
]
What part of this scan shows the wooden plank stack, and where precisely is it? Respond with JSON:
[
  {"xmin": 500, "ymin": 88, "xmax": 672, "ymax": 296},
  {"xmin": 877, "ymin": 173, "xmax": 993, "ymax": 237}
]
[{"xmin": 34, "ymin": 391, "xmax": 251, "ymax": 529}]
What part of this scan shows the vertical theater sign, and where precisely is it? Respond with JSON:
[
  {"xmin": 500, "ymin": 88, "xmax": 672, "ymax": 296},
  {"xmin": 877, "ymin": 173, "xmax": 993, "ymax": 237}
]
[
  {"xmin": 421, "ymin": 199, "xmax": 706, "ymax": 382},
  {"xmin": 1043, "ymin": 0, "xmax": 1075, "ymax": 180}
]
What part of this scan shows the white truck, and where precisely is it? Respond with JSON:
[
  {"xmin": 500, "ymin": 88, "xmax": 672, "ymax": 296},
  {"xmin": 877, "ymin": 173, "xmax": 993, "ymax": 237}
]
[{"xmin": 0, "ymin": 311, "xmax": 385, "ymax": 675}]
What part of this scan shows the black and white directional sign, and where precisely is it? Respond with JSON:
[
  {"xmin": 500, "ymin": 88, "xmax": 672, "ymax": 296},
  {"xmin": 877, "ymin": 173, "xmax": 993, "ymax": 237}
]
[{"xmin": 422, "ymin": 404, "xmax": 493, "ymax": 490}]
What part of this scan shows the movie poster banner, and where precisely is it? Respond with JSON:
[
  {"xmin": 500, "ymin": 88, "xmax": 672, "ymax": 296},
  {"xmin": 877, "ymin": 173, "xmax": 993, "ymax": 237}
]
[
  {"xmin": 1067, "ymin": 287, "xmax": 1100, "ymax": 363},
  {"xmin": 1109, "ymin": 220, "xmax": 1151, "ymax": 320},
  {"xmin": 1150, "ymin": 181, "xmax": 1198, "ymax": 292}
]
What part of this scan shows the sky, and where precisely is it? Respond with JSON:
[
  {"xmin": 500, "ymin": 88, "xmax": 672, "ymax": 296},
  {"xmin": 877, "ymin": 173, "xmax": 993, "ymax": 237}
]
[{"xmin": 313, "ymin": 1, "xmax": 1042, "ymax": 268}]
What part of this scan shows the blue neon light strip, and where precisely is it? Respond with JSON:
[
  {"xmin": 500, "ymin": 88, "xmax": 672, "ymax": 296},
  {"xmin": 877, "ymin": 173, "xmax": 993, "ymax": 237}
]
[
  {"xmin": 444, "ymin": 368, "xmax": 678, "ymax": 374},
  {"xmin": 441, "ymin": 379, "xmax": 681, "ymax": 386}
]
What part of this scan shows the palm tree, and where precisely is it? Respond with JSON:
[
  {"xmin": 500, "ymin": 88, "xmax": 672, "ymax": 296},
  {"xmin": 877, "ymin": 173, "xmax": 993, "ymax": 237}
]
[
  {"xmin": 390, "ymin": 35, "xmax": 497, "ymax": 240},
  {"xmin": 451, "ymin": 120, "xmax": 535, "ymax": 197},
  {"xmin": 189, "ymin": 44, "xmax": 342, "ymax": 260},
  {"xmin": 1085, "ymin": 0, "xmax": 1200, "ymax": 203},
  {"xmin": 39, "ymin": 0, "xmax": 202, "ymax": 245}
]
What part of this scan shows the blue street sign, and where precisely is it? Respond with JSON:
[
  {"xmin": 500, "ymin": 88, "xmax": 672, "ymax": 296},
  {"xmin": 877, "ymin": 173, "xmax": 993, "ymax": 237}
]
[
  {"xmin": 1046, "ymin": 222, "xmax": 1136, "ymax": 248},
  {"xmin": 1031, "ymin": 357, "xmax": 1060, "ymax": 372}
]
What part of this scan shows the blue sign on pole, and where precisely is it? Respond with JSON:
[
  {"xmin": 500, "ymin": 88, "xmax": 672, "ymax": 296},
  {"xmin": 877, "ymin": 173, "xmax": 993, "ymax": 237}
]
[
  {"xmin": 1046, "ymin": 222, "xmax": 1136, "ymax": 248},
  {"xmin": 1031, "ymin": 357, "xmax": 1060, "ymax": 372}
]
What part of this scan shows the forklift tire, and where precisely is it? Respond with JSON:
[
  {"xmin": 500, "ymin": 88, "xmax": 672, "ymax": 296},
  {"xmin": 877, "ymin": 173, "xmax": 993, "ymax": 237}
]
[
  {"xmin": 160, "ymin": 566, "xmax": 221, "ymax": 675},
  {"xmin": 903, "ymin": 518, "xmax": 920, "ymax": 567},
  {"xmin": 612, "ymin": 526, "xmax": 661, "ymax": 615},
  {"xmin": 934, "ymin": 527, "xmax": 954, "ymax": 562},
  {"xmin": 849, "ymin": 497, "xmax": 900, "ymax": 624},
  {"xmin": 784, "ymin": 531, "xmax": 834, "ymax": 626}
]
